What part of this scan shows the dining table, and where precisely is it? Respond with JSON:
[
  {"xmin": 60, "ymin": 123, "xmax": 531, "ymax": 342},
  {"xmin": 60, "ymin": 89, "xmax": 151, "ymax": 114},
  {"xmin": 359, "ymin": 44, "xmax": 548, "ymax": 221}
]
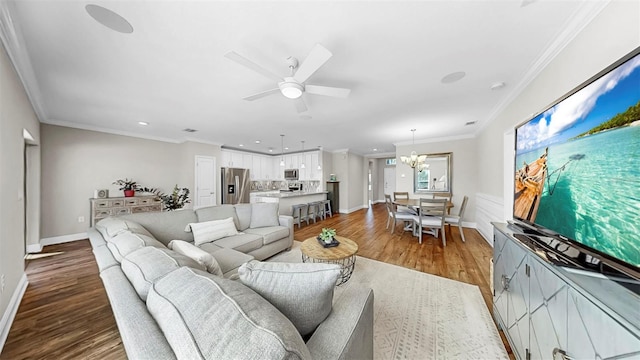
[
  {"xmin": 392, "ymin": 198, "xmax": 454, "ymax": 213},
  {"xmin": 392, "ymin": 198, "xmax": 454, "ymax": 236}
]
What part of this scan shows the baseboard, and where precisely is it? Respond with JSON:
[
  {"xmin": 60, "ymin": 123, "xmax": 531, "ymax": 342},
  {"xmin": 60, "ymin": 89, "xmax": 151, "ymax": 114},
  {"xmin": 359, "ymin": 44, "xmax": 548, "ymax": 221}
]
[
  {"xmin": 26, "ymin": 243, "xmax": 42, "ymax": 253},
  {"xmin": 40, "ymin": 232, "xmax": 87, "ymax": 247},
  {"xmin": 338, "ymin": 205, "xmax": 368, "ymax": 214},
  {"xmin": 0, "ymin": 273, "xmax": 28, "ymax": 353}
]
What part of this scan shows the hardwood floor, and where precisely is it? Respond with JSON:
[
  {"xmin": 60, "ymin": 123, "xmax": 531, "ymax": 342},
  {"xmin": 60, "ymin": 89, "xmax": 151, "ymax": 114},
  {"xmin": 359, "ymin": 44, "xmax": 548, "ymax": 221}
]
[{"xmin": 1, "ymin": 203, "xmax": 511, "ymax": 359}]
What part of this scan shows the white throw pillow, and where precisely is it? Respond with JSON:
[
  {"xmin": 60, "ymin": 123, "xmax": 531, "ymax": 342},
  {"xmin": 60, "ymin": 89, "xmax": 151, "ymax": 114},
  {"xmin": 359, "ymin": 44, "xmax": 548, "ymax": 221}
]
[
  {"xmin": 168, "ymin": 240, "xmax": 223, "ymax": 276},
  {"xmin": 186, "ymin": 217, "xmax": 239, "ymax": 246},
  {"xmin": 238, "ymin": 260, "xmax": 341, "ymax": 336}
]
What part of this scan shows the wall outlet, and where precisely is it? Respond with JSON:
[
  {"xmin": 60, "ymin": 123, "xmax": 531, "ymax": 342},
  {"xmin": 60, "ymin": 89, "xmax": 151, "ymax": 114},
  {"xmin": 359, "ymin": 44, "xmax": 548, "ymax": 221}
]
[{"xmin": 78, "ymin": 216, "xmax": 85, "ymax": 223}]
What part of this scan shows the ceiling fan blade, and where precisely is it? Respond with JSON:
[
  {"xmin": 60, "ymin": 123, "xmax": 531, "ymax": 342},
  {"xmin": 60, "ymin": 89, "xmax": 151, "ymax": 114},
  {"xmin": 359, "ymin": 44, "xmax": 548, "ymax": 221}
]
[
  {"xmin": 224, "ymin": 51, "xmax": 282, "ymax": 82},
  {"xmin": 242, "ymin": 88, "xmax": 280, "ymax": 101},
  {"xmin": 293, "ymin": 44, "xmax": 332, "ymax": 83},
  {"xmin": 294, "ymin": 98, "xmax": 308, "ymax": 113},
  {"xmin": 305, "ymin": 84, "xmax": 351, "ymax": 98}
]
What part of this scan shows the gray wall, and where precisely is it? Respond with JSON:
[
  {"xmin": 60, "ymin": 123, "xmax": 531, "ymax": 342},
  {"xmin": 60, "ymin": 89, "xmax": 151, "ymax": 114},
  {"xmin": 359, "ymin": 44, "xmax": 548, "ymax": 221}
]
[
  {"xmin": 475, "ymin": 1, "xmax": 640, "ymax": 216},
  {"xmin": 395, "ymin": 137, "xmax": 477, "ymax": 222},
  {"xmin": 40, "ymin": 124, "xmax": 221, "ymax": 238},
  {"xmin": 0, "ymin": 42, "xmax": 41, "ymax": 339}
]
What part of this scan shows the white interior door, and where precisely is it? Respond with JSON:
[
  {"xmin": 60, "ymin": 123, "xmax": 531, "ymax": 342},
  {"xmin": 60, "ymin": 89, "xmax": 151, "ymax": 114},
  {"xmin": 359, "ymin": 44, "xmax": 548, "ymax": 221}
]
[
  {"xmin": 383, "ymin": 167, "xmax": 395, "ymax": 195},
  {"xmin": 195, "ymin": 155, "xmax": 216, "ymax": 208}
]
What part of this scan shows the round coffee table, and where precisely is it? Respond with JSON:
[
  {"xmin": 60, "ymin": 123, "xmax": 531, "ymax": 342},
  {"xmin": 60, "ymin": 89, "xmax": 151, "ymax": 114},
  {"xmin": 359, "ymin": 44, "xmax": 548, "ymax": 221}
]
[{"xmin": 300, "ymin": 236, "xmax": 358, "ymax": 286}]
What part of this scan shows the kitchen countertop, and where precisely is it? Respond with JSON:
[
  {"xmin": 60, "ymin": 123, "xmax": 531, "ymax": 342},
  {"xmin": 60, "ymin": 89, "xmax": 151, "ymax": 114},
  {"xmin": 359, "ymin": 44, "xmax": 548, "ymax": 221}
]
[{"xmin": 254, "ymin": 191, "xmax": 328, "ymax": 198}]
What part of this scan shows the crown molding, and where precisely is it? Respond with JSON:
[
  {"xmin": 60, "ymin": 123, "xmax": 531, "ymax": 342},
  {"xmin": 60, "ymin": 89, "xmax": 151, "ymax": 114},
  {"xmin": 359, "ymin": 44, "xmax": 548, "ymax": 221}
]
[
  {"xmin": 0, "ymin": 1, "xmax": 47, "ymax": 122},
  {"xmin": 394, "ymin": 133, "xmax": 475, "ymax": 147},
  {"xmin": 364, "ymin": 151, "xmax": 396, "ymax": 159},
  {"xmin": 477, "ymin": 0, "xmax": 611, "ymax": 134},
  {"xmin": 43, "ymin": 118, "xmax": 186, "ymax": 144}
]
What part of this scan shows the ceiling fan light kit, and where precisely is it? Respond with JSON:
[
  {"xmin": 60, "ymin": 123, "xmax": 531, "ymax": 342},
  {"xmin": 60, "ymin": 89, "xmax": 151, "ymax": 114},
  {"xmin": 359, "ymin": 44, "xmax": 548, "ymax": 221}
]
[{"xmin": 279, "ymin": 79, "xmax": 304, "ymax": 99}]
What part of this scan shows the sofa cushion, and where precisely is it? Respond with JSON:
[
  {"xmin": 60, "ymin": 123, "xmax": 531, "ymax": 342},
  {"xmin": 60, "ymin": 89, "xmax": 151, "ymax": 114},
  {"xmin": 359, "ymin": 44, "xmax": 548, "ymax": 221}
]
[
  {"xmin": 194, "ymin": 205, "xmax": 240, "ymax": 229},
  {"xmin": 244, "ymin": 226, "xmax": 290, "ymax": 245},
  {"xmin": 121, "ymin": 246, "xmax": 205, "ymax": 301},
  {"xmin": 187, "ymin": 217, "xmax": 240, "ymax": 246},
  {"xmin": 146, "ymin": 267, "xmax": 311, "ymax": 360},
  {"xmin": 234, "ymin": 203, "xmax": 252, "ymax": 231},
  {"xmin": 249, "ymin": 203, "xmax": 280, "ymax": 228},
  {"xmin": 106, "ymin": 231, "xmax": 166, "ymax": 263},
  {"xmin": 168, "ymin": 240, "xmax": 223, "ymax": 276},
  {"xmin": 197, "ymin": 244, "xmax": 254, "ymax": 275},
  {"xmin": 238, "ymin": 261, "xmax": 341, "ymax": 336},
  {"xmin": 119, "ymin": 210, "xmax": 198, "ymax": 245},
  {"xmin": 95, "ymin": 217, "xmax": 153, "ymax": 240},
  {"xmin": 213, "ymin": 233, "xmax": 263, "ymax": 253}
]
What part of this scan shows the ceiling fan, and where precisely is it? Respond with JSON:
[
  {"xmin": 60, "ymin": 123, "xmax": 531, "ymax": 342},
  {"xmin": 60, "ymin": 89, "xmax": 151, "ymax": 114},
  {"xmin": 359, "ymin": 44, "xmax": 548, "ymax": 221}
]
[{"xmin": 224, "ymin": 44, "xmax": 351, "ymax": 113}]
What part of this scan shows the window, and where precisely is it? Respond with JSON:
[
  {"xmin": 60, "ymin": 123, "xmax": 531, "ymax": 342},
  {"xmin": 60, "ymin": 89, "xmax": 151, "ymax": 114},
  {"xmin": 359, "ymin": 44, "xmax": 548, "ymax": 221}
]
[{"xmin": 385, "ymin": 158, "xmax": 397, "ymax": 165}]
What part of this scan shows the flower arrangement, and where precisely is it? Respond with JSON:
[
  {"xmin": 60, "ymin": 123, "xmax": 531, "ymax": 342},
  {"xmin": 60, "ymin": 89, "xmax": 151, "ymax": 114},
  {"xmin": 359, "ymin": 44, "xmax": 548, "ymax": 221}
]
[
  {"xmin": 318, "ymin": 228, "xmax": 337, "ymax": 245},
  {"xmin": 138, "ymin": 185, "xmax": 190, "ymax": 211}
]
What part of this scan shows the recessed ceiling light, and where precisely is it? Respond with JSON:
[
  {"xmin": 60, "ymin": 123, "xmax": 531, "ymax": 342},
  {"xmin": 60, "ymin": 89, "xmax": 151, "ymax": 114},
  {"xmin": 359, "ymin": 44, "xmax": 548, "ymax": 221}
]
[
  {"xmin": 373, "ymin": 148, "xmax": 378, "ymax": 152},
  {"xmin": 255, "ymin": 140, "xmax": 261, "ymax": 144},
  {"xmin": 85, "ymin": 4, "xmax": 133, "ymax": 34},
  {"xmin": 441, "ymin": 71, "xmax": 466, "ymax": 84},
  {"xmin": 490, "ymin": 82, "xmax": 506, "ymax": 90},
  {"xmin": 138, "ymin": 121, "xmax": 148, "ymax": 126},
  {"xmin": 239, "ymin": 144, "xmax": 244, "ymax": 147},
  {"xmin": 268, "ymin": 148, "xmax": 273, "ymax": 152},
  {"xmin": 285, "ymin": 147, "xmax": 289, "ymax": 150}
]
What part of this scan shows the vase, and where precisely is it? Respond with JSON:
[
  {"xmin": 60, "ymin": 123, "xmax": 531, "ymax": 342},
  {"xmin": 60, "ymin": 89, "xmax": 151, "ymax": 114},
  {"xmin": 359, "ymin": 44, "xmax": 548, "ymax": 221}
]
[{"xmin": 124, "ymin": 190, "xmax": 135, "ymax": 197}]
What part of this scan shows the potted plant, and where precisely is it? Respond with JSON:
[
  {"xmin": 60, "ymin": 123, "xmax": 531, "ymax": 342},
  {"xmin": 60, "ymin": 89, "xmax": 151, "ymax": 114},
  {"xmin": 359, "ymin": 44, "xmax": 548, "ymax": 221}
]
[
  {"xmin": 113, "ymin": 178, "xmax": 140, "ymax": 197},
  {"xmin": 317, "ymin": 228, "xmax": 339, "ymax": 248},
  {"xmin": 137, "ymin": 185, "xmax": 191, "ymax": 211}
]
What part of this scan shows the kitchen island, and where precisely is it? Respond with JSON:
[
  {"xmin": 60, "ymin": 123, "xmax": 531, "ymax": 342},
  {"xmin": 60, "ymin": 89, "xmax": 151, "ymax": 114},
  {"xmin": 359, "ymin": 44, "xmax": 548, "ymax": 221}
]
[{"xmin": 250, "ymin": 191, "xmax": 328, "ymax": 216}]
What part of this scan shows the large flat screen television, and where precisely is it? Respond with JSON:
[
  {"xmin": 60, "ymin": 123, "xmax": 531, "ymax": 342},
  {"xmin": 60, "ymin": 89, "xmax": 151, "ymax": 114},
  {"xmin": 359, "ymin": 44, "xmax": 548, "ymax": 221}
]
[{"xmin": 513, "ymin": 47, "xmax": 640, "ymax": 282}]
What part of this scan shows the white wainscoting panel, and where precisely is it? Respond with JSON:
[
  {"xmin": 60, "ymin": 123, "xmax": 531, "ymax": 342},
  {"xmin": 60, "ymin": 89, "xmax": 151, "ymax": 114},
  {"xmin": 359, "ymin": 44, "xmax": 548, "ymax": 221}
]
[{"xmin": 475, "ymin": 193, "xmax": 505, "ymax": 246}]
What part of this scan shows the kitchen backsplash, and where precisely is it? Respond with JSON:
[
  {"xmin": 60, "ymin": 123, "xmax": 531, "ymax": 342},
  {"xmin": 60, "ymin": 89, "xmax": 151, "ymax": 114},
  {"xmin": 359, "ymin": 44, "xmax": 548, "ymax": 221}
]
[{"xmin": 250, "ymin": 180, "xmax": 322, "ymax": 192}]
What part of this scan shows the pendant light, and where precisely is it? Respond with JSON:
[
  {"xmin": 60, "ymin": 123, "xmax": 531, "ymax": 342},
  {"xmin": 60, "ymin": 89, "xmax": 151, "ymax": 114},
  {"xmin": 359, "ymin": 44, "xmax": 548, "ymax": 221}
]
[
  {"xmin": 300, "ymin": 140, "xmax": 306, "ymax": 169},
  {"xmin": 279, "ymin": 135, "xmax": 285, "ymax": 167},
  {"xmin": 400, "ymin": 129, "xmax": 427, "ymax": 171}
]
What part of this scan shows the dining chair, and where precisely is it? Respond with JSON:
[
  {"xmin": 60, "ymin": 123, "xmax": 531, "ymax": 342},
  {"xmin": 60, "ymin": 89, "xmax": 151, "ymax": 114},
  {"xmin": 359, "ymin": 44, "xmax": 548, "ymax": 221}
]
[
  {"xmin": 432, "ymin": 192, "xmax": 452, "ymax": 201},
  {"xmin": 393, "ymin": 191, "xmax": 415, "ymax": 214},
  {"xmin": 385, "ymin": 195, "xmax": 414, "ymax": 234},
  {"xmin": 444, "ymin": 195, "xmax": 468, "ymax": 242},
  {"xmin": 412, "ymin": 198, "xmax": 447, "ymax": 245}
]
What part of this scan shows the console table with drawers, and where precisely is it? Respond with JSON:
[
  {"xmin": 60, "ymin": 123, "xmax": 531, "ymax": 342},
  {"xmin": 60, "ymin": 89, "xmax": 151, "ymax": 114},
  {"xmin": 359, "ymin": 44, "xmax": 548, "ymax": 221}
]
[{"xmin": 90, "ymin": 195, "xmax": 162, "ymax": 226}]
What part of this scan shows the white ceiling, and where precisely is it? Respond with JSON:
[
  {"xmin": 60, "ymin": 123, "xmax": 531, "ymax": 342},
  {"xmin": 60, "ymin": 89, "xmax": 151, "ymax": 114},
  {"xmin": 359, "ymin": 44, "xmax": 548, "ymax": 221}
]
[{"xmin": 0, "ymin": 1, "xmax": 607, "ymax": 155}]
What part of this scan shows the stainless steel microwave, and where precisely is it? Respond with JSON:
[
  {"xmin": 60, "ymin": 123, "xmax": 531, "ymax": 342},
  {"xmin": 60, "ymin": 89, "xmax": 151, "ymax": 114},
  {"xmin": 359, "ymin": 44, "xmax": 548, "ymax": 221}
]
[{"xmin": 284, "ymin": 169, "xmax": 299, "ymax": 180}]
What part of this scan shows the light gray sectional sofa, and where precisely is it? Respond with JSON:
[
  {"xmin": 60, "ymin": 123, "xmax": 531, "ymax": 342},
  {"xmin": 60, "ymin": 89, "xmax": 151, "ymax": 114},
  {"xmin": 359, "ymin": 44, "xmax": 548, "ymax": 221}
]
[{"xmin": 88, "ymin": 203, "xmax": 374, "ymax": 359}]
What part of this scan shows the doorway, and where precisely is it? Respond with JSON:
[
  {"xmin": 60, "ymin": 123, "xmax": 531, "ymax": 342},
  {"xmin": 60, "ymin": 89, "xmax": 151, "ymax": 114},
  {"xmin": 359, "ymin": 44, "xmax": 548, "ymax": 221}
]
[{"xmin": 194, "ymin": 155, "xmax": 216, "ymax": 208}]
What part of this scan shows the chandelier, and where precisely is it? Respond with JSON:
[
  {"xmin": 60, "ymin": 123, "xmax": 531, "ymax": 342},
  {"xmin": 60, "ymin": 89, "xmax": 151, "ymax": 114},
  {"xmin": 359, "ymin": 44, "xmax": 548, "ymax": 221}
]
[{"xmin": 400, "ymin": 129, "xmax": 427, "ymax": 171}]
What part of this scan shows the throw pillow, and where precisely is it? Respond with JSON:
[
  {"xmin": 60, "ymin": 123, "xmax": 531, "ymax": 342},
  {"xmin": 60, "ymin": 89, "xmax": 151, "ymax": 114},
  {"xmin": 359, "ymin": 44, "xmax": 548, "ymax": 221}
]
[
  {"xmin": 238, "ymin": 260, "xmax": 341, "ymax": 336},
  {"xmin": 249, "ymin": 203, "xmax": 280, "ymax": 228},
  {"xmin": 121, "ymin": 246, "xmax": 205, "ymax": 301},
  {"xmin": 106, "ymin": 231, "xmax": 166, "ymax": 263},
  {"xmin": 147, "ymin": 267, "xmax": 311, "ymax": 360},
  {"xmin": 185, "ymin": 217, "xmax": 239, "ymax": 246},
  {"xmin": 95, "ymin": 217, "xmax": 153, "ymax": 240},
  {"xmin": 168, "ymin": 240, "xmax": 223, "ymax": 276}
]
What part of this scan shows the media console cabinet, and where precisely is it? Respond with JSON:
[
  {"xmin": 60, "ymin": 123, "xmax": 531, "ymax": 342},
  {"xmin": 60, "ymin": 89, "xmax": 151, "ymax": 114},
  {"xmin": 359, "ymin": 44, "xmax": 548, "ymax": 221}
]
[
  {"xmin": 492, "ymin": 223, "xmax": 640, "ymax": 360},
  {"xmin": 90, "ymin": 195, "xmax": 162, "ymax": 226}
]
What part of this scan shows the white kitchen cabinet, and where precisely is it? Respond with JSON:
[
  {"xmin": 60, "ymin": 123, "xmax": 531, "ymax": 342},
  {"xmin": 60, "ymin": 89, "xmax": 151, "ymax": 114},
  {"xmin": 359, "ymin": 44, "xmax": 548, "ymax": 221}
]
[
  {"xmin": 221, "ymin": 150, "xmax": 232, "ymax": 167},
  {"xmin": 251, "ymin": 156, "xmax": 261, "ymax": 180},
  {"xmin": 261, "ymin": 156, "xmax": 272, "ymax": 179},
  {"xmin": 242, "ymin": 154, "xmax": 252, "ymax": 170}
]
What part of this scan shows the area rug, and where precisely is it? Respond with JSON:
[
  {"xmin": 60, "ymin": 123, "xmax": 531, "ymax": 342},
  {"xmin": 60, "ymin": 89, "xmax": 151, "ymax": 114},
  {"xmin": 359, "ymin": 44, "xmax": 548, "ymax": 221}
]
[{"xmin": 269, "ymin": 242, "xmax": 508, "ymax": 359}]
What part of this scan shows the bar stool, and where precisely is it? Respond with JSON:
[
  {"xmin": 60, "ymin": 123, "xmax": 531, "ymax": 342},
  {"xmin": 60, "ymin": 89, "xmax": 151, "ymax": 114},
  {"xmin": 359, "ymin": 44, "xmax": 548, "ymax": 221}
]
[
  {"xmin": 291, "ymin": 203, "xmax": 309, "ymax": 229},
  {"xmin": 308, "ymin": 201, "xmax": 323, "ymax": 223},
  {"xmin": 321, "ymin": 199, "xmax": 332, "ymax": 218}
]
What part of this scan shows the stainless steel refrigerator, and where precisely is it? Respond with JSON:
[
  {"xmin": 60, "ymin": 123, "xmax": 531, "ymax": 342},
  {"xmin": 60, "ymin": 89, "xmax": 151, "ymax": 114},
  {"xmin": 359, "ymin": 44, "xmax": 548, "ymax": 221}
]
[{"xmin": 221, "ymin": 167, "xmax": 250, "ymax": 204}]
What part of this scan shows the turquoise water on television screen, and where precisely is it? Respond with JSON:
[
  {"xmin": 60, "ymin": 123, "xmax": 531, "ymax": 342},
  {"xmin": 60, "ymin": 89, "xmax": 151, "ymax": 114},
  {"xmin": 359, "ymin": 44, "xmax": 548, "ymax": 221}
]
[{"xmin": 516, "ymin": 125, "xmax": 640, "ymax": 268}]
